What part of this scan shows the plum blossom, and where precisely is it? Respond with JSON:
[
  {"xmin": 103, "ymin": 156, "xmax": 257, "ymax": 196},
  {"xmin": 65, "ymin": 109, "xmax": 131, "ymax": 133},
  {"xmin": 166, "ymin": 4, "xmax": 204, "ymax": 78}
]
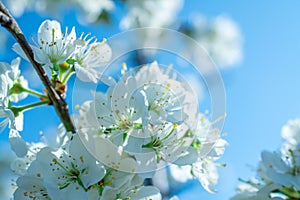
[
  {"xmin": 168, "ymin": 114, "xmax": 228, "ymax": 193},
  {"xmin": 11, "ymin": 142, "xmax": 46, "ymax": 176},
  {"xmin": 12, "ymin": 127, "xmax": 162, "ymax": 199},
  {"xmin": 169, "ymin": 138, "xmax": 227, "ymax": 193},
  {"xmin": 74, "ymin": 61, "xmax": 200, "ymax": 173},
  {"xmin": 232, "ymin": 118, "xmax": 300, "ymax": 199},
  {"xmin": 88, "ymin": 169, "xmax": 161, "ymax": 200},
  {"xmin": 24, "ymin": 135, "xmax": 105, "ymax": 199},
  {"xmin": 73, "ymin": 35, "xmax": 112, "ymax": 83},
  {"xmin": 14, "ymin": 19, "xmax": 112, "ymax": 83},
  {"xmin": 31, "ymin": 20, "xmax": 76, "ymax": 69},
  {"xmin": 14, "ymin": 175, "xmax": 50, "ymax": 200}
]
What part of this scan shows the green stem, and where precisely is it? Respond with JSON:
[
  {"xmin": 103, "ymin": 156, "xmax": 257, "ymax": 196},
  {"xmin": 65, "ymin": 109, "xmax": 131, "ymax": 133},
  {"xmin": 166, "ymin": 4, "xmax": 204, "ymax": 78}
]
[
  {"xmin": 0, "ymin": 2, "xmax": 76, "ymax": 133},
  {"xmin": 22, "ymin": 87, "xmax": 47, "ymax": 99},
  {"xmin": 62, "ymin": 66, "xmax": 75, "ymax": 84},
  {"xmin": 15, "ymin": 101, "xmax": 49, "ymax": 112}
]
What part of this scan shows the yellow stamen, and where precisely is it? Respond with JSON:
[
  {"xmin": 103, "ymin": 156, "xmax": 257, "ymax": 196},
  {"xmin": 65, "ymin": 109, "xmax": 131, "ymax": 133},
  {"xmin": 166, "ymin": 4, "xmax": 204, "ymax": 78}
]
[
  {"xmin": 173, "ymin": 123, "xmax": 178, "ymax": 129},
  {"xmin": 122, "ymin": 62, "xmax": 127, "ymax": 71}
]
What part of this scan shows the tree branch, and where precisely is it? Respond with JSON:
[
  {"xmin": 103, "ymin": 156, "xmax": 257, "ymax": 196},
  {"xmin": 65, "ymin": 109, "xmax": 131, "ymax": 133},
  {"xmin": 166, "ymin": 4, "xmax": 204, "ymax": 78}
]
[{"xmin": 0, "ymin": 1, "xmax": 76, "ymax": 133}]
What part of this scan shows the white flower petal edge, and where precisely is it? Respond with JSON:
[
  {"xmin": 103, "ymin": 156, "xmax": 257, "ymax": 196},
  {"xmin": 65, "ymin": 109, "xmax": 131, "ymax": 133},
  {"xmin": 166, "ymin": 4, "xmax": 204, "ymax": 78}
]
[
  {"xmin": 9, "ymin": 129, "xmax": 28, "ymax": 157},
  {"xmin": 74, "ymin": 36, "xmax": 112, "ymax": 83}
]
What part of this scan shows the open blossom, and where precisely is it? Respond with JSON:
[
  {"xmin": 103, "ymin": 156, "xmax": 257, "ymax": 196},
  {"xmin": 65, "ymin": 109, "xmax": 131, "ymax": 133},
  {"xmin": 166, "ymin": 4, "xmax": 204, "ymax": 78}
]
[
  {"xmin": 134, "ymin": 61, "xmax": 197, "ymax": 126},
  {"xmin": 14, "ymin": 175, "xmax": 50, "ymax": 200},
  {"xmin": 12, "ymin": 127, "xmax": 162, "ymax": 199},
  {"xmin": 24, "ymin": 135, "xmax": 105, "ymax": 199},
  {"xmin": 88, "ymin": 169, "xmax": 161, "ymax": 200},
  {"xmin": 0, "ymin": 57, "xmax": 28, "ymax": 103},
  {"xmin": 231, "ymin": 182, "xmax": 283, "ymax": 200},
  {"xmin": 33, "ymin": 20, "xmax": 76, "ymax": 68},
  {"xmin": 11, "ymin": 142, "xmax": 46, "ymax": 176},
  {"xmin": 169, "ymin": 139, "xmax": 227, "ymax": 193},
  {"xmin": 73, "ymin": 35, "xmax": 112, "ymax": 83},
  {"xmin": 75, "ymin": 61, "xmax": 200, "ymax": 173},
  {"xmin": 14, "ymin": 19, "xmax": 112, "ymax": 83},
  {"xmin": 13, "ymin": 20, "xmax": 76, "ymax": 69},
  {"xmin": 232, "ymin": 118, "xmax": 300, "ymax": 199},
  {"xmin": 168, "ymin": 114, "xmax": 228, "ymax": 193}
]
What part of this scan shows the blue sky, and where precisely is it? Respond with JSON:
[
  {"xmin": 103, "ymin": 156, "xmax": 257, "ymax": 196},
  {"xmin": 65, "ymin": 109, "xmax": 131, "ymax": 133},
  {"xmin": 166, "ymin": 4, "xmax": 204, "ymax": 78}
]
[
  {"xmin": 179, "ymin": 1, "xmax": 300, "ymax": 199},
  {"xmin": 1, "ymin": 1, "xmax": 300, "ymax": 199}
]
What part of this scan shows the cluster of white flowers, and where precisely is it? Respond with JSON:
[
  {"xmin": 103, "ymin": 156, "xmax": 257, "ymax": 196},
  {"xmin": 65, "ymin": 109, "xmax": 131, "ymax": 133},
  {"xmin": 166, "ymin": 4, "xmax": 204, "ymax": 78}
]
[
  {"xmin": 75, "ymin": 61, "xmax": 198, "ymax": 169},
  {"xmin": 12, "ymin": 129, "xmax": 161, "ymax": 200},
  {"xmin": 231, "ymin": 118, "xmax": 300, "ymax": 200},
  {"xmin": 2, "ymin": 18, "xmax": 228, "ymax": 199},
  {"xmin": 74, "ymin": 60, "xmax": 228, "ymax": 195},
  {"xmin": 169, "ymin": 115, "xmax": 228, "ymax": 193},
  {"xmin": 14, "ymin": 19, "xmax": 112, "ymax": 84},
  {"xmin": 2, "ymin": 0, "xmax": 244, "ymax": 72}
]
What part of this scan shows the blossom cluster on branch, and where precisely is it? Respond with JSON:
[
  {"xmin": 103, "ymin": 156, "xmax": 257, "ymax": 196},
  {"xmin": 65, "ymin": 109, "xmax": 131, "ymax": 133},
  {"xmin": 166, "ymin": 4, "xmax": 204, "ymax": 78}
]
[
  {"xmin": 231, "ymin": 119, "xmax": 300, "ymax": 200},
  {"xmin": 0, "ymin": 15, "xmax": 228, "ymax": 199}
]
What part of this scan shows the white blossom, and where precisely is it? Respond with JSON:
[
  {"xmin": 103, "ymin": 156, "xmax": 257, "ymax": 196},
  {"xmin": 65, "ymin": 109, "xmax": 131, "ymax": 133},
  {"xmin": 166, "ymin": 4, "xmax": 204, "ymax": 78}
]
[
  {"xmin": 232, "ymin": 118, "xmax": 300, "ymax": 199},
  {"xmin": 75, "ymin": 61, "xmax": 199, "ymax": 172},
  {"xmin": 73, "ymin": 35, "xmax": 112, "ymax": 83},
  {"xmin": 17, "ymin": 20, "xmax": 76, "ymax": 69},
  {"xmin": 231, "ymin": 183, "xmax": 284, "ymax": 200},
  {"xmin": 26, "ymin": 135, "xmax": 105, "ymax": 199},
  {"xmin": 169, "ymin": 115, "xmax": 228, "ymax": 193},
  {"xmin": 0, "ymin": 58, "xmax": 28, "ymax": 103},
  {"xmin": 14, "ymin": 175, "xmax": 50, "ymax": 200},
  {"xmin": 11, "ymin": 142, "xmax": 46, "ymax": 176},
  {"xmin": 88, "ymin": 169, "xmax": 161, "ymax": 200}
]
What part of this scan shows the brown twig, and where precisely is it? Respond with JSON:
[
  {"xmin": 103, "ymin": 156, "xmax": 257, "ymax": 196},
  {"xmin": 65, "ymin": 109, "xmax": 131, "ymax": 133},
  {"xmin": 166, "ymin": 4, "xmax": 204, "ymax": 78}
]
[{"xmin": 0, "ymin": 1, "xmax": 76, "ymax": 133}]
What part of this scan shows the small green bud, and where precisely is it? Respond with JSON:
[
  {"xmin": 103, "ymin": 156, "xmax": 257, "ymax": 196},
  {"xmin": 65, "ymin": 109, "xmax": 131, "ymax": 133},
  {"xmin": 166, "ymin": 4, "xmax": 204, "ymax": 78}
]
[{"xmin": 10, "ymin": 83, "xmax": 24, "ymax": 94}]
